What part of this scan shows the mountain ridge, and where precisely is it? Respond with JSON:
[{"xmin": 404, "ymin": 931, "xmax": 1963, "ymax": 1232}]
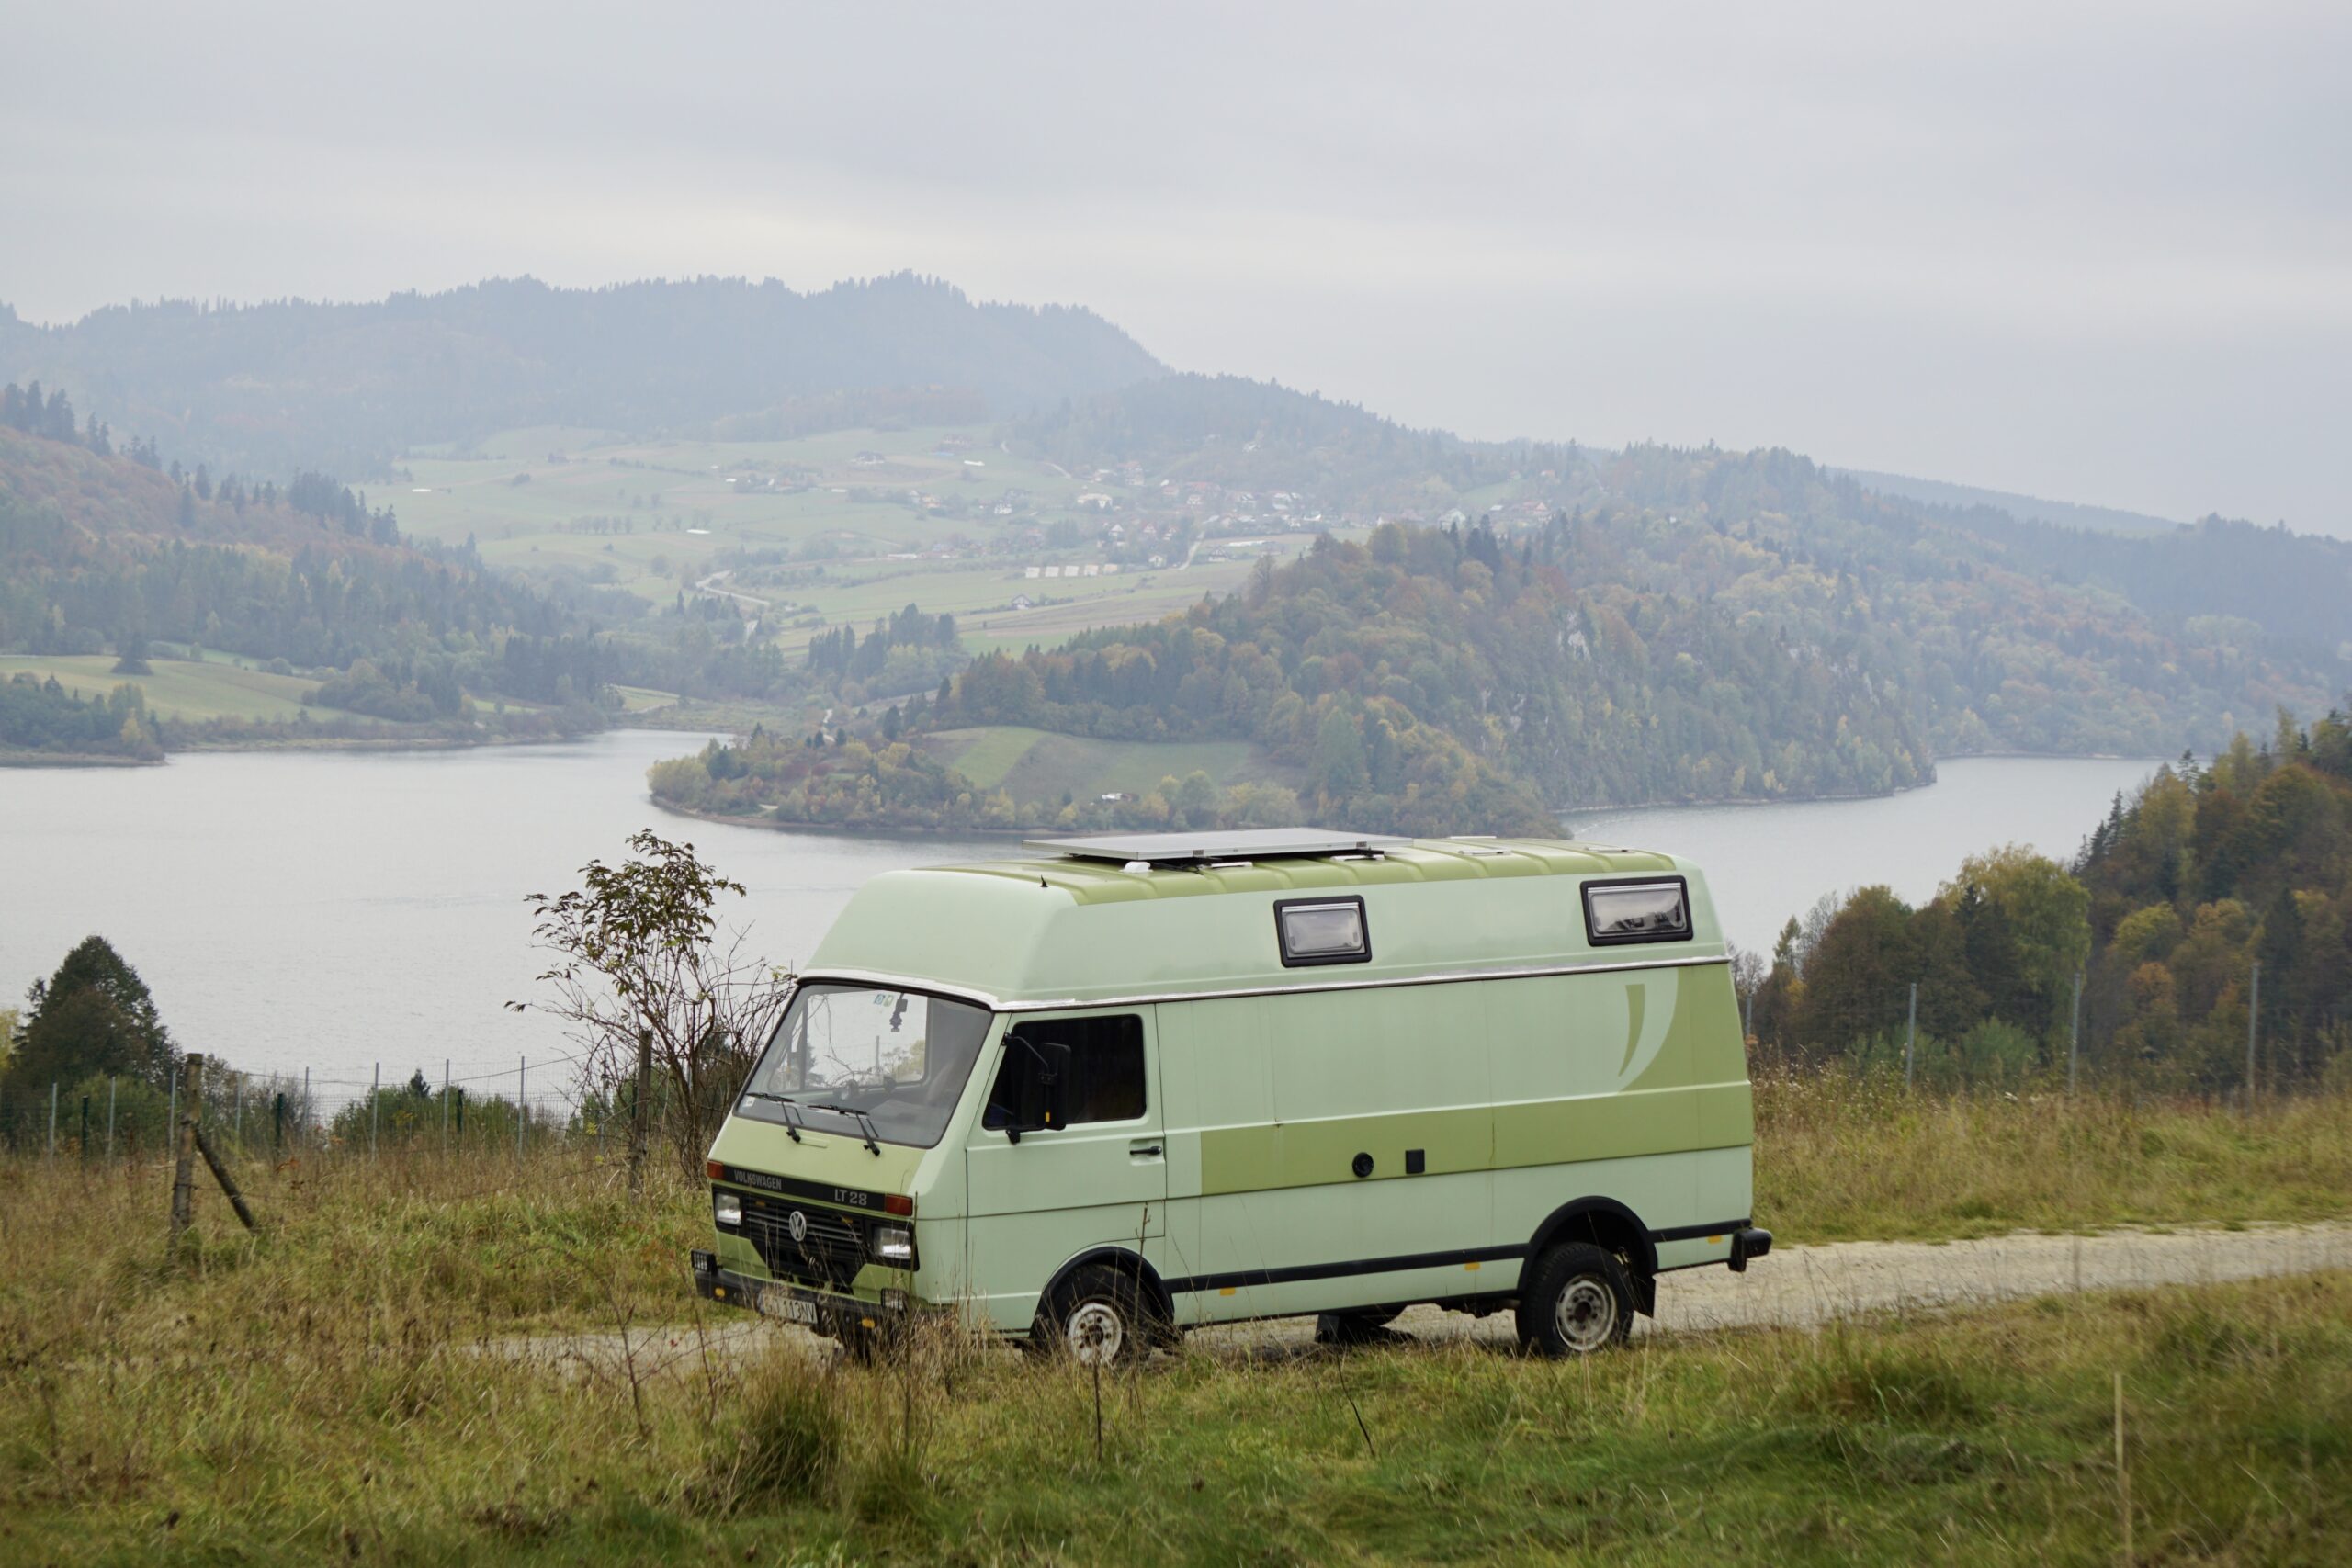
[{"xmin": 0, "ymin": 273, "xmax": 1168, "ymax": 479}]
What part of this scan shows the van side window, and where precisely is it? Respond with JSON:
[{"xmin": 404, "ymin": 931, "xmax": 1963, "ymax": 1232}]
[
  {"xmin": 984, "ymin": 1014, "xmax": 1147, "ymax": 1128},
  {"xmin": 1582, "ymin": 877, "xmax": 1692, "ymax": 945}
]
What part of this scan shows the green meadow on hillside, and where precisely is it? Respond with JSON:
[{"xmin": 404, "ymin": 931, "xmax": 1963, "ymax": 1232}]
[
  {"xmin": 386, "ymin": 423, "xmax": 1327, "ymax": 660},
  {"xmin": 0, "ymin": 654, "xmax": 360, "ymax": 726},
  {"xmin": 922, "ymin": 725, "xmax": 1304, "ymax": 801}
]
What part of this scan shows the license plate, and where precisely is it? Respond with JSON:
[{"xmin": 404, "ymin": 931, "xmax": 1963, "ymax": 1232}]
[{"xmin": 763, "ymin": 1288, "xmax": 820, "ymax": 1326}]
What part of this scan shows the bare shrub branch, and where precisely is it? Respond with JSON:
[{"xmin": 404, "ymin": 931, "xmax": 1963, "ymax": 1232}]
[{"xmin": 514, "ymin": 831, "xmax": 791, "ymax": 1177}]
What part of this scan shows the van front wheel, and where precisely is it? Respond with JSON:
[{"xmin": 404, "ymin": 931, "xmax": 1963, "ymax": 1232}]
[
  {"xmin": 1517, "ymin": 1243, "xmax": 1634, "ymax": 1357},
  {"xmin": 1035, "ymin": 1264, "xmax": 1149, "ymax": 1367}
]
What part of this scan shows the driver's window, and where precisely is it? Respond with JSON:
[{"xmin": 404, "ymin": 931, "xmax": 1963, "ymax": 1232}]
[{"xmin": 983, "ymin": 1014, "xmax": 1146, "ymax": 1130}]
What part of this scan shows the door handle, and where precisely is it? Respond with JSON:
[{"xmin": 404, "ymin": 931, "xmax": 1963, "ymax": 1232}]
[{"xmin": 1128, "ymin": 1141, "xmax": 1164, "ymax": 1159}]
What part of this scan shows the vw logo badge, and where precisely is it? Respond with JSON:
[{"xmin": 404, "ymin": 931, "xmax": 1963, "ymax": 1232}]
[{"xmin": 786, "ymin": 1210, "xmax": 808, "ymax": 1244}]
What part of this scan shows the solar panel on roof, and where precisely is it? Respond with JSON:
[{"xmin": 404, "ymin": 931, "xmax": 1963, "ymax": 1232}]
[{"xmin": 1023, "ymin": 829, "xmax": 1410, "ymax": 864}]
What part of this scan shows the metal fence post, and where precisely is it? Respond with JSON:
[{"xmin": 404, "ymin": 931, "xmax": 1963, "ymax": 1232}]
[
  {"xmin": 1903, "ymin": 983, "xmax": 1917, "ymax": 1090},
  {"xmin": 442, "ymin": 1058, "xmax": 450, "ymax": 1152},
  {"xmin": 274, "ymin": 1091, "xmax": 285, "ymax": 1156},
  {"xmin": 2067, "ymin": 971, "xmax": 2083, "ymax": 1095},
  {"xmin": 80, "ymin": 1095, "xmax": 90, "ymax": 1161},
  {"xmin": 517, "ymin": 1055, "xmax": 526, "ymax": 1161},
  {"xmin": 107, "ymin": 1077, "xmax": 118, "ymax": 1159},
  {"xmin": 48, "ymin": 1082, "xmax": 57, "ymax": 1160},
  {"xmin": 370, "ymin": 1062, "xmax": 380, "ymax": 1156}
]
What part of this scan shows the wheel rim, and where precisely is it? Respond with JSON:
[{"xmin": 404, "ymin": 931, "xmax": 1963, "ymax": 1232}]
[
  {"xmin": 1066, "ymin": 1300, "xmax": 1125, "ymax": 1364},
  {"xmin": 1554, "ymin": 1275, "xmax": 1617, "ymax": 1352}
]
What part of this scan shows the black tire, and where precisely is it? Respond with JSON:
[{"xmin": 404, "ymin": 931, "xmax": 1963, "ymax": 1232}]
[
  {"xmin": 1032, "ymin": 1263, "xmax": 1152, "ymax": 1367},
  {"xmin": 1516, "ymin": 1243, "xmax": 1635, "ymax": 1357}
]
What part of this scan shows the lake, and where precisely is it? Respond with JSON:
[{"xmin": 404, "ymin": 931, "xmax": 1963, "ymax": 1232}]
[
  {"xmin": 1561, "ymin": 755, "xmax": 2159, "ymax": 956},
  {"xmin": 0, "ymin": 737, "xmax": 2158, "ymax": 1116}
]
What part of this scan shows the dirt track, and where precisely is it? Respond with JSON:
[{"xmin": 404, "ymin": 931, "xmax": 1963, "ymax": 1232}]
[{"xmin": 496, "ymin": 1221, "xmax": 2352, "ymax": 1374}]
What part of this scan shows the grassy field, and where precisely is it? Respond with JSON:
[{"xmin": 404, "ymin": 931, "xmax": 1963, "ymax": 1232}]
[
  {"xmin": 4, "ymin": 1083, "xmax": 2346, "ymax": 1563},
  {"xmin": 0, "ymin": 653, "xmax": 350, "ymax": 725},
  {"xmin": 374, "ymin": 421, "xmax": 1338, "ymax": 661},
  {"xmin": 923, "ymin": 725, "xmax": 1304, "ymax": 800},
  {"xmin": 1758, "ymin": 1069, "xmax": 2352, "ymax": 1241}
]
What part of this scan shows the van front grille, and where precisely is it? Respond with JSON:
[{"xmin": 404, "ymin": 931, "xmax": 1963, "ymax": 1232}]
[{"xmin": 740, "ymin": 1193, "xmax": 865, "ymax": 1290}]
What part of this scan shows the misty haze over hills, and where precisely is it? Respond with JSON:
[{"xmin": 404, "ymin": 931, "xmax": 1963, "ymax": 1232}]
[
  {"xmin": 0, "ymin": 272, "xmax": 2307, "ymax": 554},
  {"xmin": 0, "ymin": 274, "xmax": 1164, "ymax": 479},
  {"xmin": 1827, "ymin": 470, "xmax": 2181, "ymax": 538}
]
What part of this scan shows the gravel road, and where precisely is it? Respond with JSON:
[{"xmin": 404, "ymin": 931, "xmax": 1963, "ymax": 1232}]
[{"xmin": 495, "ymin": 1221, "xmax": 2352, "ymax": 1374}]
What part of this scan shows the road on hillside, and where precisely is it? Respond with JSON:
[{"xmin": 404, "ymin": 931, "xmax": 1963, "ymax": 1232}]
[{"xmin": 495, "ymin": 1221, "xmax": 2352, "ymax": 1374}]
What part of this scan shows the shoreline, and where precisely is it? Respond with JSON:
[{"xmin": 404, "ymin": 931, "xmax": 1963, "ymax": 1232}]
[
  {"xmin": 649, "ymin": 796, "xmax": 1031, "ymax": 840},
  {"xmin": 2, "ymin": 724, "xmax": 627, "ymax": 768},
  {"xmin": 0, "ymin": 750, "xmax": 164, "ymax": 769},
  {"xmin": 1558, "ymin": 753, "xmax": 2169, "ymax": 819}
]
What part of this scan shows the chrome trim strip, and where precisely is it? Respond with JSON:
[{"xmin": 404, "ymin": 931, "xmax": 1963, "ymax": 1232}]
[{"xmin": 796, "ymin": 952, "xmax": 1729, "ymax": 1015}]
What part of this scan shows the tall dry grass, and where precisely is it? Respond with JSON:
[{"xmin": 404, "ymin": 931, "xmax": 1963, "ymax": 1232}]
[
  {"xmin": 1757, "ymin": 1069, "xmax": 2352, "ymax": 1240},
  {"xmin": 1, "ymin": 1082, "xmax": 2347, "ymax": 1561}
]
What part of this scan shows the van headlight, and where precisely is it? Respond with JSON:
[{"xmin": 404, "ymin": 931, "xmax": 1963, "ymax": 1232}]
[
  {"xmin": 713, "ymin": 1190, "xmax": 742, "ymax": 1228},
  {"xmin": 870, "ymin": 1224, "xmax": 913, "ymax": 1263}
]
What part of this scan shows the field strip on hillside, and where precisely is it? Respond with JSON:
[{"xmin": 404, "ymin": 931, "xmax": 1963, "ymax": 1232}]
[{"xmin": 487, "ymin": 1219, "xmax": 2352, "ymax": 1374}]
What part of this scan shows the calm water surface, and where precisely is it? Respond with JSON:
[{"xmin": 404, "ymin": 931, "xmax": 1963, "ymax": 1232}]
[{"xmin": 1, "ymin": 737, "xmax": 2157, "ymax": 1105}]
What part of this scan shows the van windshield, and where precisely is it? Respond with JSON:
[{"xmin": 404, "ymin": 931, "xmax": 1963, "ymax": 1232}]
[{"xmin": 737, "ymin": 984, "xmax": 993, "ymax": 1149}]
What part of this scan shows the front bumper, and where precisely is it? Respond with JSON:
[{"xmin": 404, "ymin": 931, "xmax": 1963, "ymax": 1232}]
[{"xmin": 691, "ymin": 1249, "xmax": 906, "ymax": 1336}]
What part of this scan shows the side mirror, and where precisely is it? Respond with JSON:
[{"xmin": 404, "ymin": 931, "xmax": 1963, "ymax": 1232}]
[{"xmin": 997, "ymin": 1035, "xmax": 1069, "ymax": 1143}]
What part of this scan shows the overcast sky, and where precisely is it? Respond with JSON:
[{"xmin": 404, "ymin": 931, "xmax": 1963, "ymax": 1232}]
[{"xmin": 6, "ymin": 3, "xmax": 2346, "ymax": 530}]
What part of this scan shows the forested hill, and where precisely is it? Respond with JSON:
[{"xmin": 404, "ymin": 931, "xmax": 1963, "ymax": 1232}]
[
  {"xmin": 998, "ymin": 389, "xmax": 2351, "ymax": 779},
  {"xmin": 0, "ymin": 274, "xmax": 1166, "ymax": 477},
  {"xmin": 0, "ymin": 411, "xmax": 612, "ymax": 741},
  {"xmin": 1600, "ymin": 446, "xmax": 2352, "ymax": 682},
  {"xmin": 1748, "ymin": 710, "xmax": 2352, "ymax": 1094},
  {"xmin": 941, "ymin": 520, "xmax": 1931, "ymax": 816},
  {"xmin": 1830, "ymin": 468, "xmax": 2178, "ymax": 536},
  {"xmin": 1012, "ymin": 372, "xmax": 1579, "ymax": 514}
]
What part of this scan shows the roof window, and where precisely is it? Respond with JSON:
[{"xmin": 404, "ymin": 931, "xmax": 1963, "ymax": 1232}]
[{"xmin": 1275, "ymin": 896, "xmax": 1371, "ymax": 967}]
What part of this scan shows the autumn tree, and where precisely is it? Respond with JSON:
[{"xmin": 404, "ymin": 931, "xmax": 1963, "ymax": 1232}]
[{"xmin": 519, "ymin": 831, "xmax": 793, "ymax": 1179}]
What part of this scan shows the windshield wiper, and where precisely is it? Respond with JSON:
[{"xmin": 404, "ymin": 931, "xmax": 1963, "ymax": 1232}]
[
  {"xmin": 741, "ymin": 1089, "xmax": 804, "ymax": 1142},
  {"xmin": 808, "ymin": 1102, "xmax": 883, "ymax": 1156}
]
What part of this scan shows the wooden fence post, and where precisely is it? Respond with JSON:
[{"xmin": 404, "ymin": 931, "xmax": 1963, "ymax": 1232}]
[
  {"xmin": 193, "ymin": 1122, "xmax": 260, "ymax": 1233},
  {"xmin": 628, "ymin": 1028, "xmax": 653, "ymax": 1198},
  {"xmin": 169, "ymin": 1054, "xmax": 204, "ymax": 1248}
]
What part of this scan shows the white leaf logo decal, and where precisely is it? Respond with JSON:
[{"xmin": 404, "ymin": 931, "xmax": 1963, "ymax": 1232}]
[{"xmin": 1611, "ymin": 970, "xmax": 1679, "ymax": 1089}]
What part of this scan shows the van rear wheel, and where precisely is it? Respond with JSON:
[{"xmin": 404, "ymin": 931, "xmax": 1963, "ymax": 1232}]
[
  {"xmin": 1035, "ymin": 1264, "xmax": 1150, "ymax": 1367},
  {"xmin": 1517, "ymin": 1243, "xmax": 1634, "ymax": 1357}
]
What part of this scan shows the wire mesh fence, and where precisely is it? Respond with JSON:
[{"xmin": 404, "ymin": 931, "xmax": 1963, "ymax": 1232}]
[
  {"xmin": 0, "ymin": 1046, "xmax": 627, "ymax": 1166},
  {"xmin": 1736, "ymin": 957, "xmax": 2342, "ymax": 1105}
]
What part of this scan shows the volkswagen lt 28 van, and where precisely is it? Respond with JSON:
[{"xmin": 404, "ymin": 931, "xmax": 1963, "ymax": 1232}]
[{"xmin": 690, "ymin": 829, "xmax": 1770, "ymax": 1359}]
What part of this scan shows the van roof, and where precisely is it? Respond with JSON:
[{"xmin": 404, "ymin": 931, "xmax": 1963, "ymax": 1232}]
[
  {"xmin": 1023, "ymin": 829, "xmax": 1409, "ymax": 864},
  {"xmin": 965, "ymin": 834, "xmax": 1678, "ymax": 905},
  {"xmin": 802, "ymin": 836, "xmax": 1721, "ymax": 1010}
]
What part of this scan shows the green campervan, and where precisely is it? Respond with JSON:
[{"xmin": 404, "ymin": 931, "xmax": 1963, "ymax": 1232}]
[{"xmin": 690, "ymin": 829, "xmax": 1770, "ymax": 1359}]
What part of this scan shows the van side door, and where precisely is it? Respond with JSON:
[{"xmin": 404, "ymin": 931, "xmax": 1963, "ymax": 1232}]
[{"xmin": 963, "ymin": 1010, "xmax": 1169, "ymax": 1335}]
